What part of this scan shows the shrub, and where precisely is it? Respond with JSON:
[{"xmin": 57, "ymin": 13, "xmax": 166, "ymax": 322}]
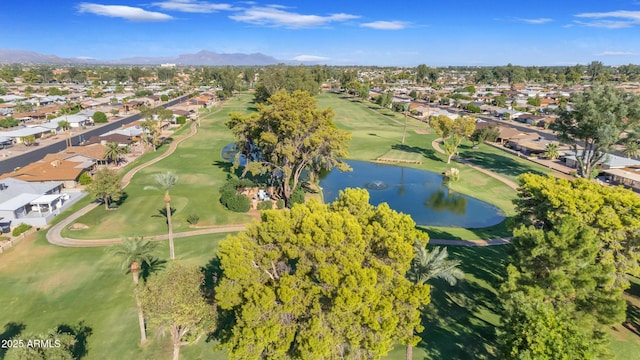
[
  {"xmin": 93, "ymin": 111, "xmax": 108, "ymax": 123},
  {"xmin": 445, "ymin": 168, "xmax": 460, "ymax": 182},
  {"xmin": 176, "ymin": 116, "xmax": 186, "ymax": 125},
  {"xmin": 186, "ymin": 214, "xmax": 199, "ymax": 225},
  {"xmin": 161, "ymin": 94, "xmax": 169, "ymax": 102},
  {"xmin": 257, "ymin": 201, "xmax": 273, "ymax": 210},
  {"xmin": 219, "ymin": 178, "xmax": 255, "ymax": 213},
  {"xmin": 226, "ymin": 194, "xmax": 250, "ymax": 212},
  {"xmin": 289, "ymin": 186, "xmax": 305, "ymax": 207},
  {"xmin": 12, "ymin": 223, "xmax": 32, "ymax": 237},
  {"xmin": 276, "ymin": 199, "xmax": 285, "ymax": 209},
  {"xmin": 78, "ymin": 172, "xmax": 93, "ymax": 185}
]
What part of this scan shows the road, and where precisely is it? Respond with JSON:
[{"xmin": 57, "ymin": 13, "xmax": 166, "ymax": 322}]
[{"xmin": 0, "ymin": 95, "xmax": 189, "ymax": 175}]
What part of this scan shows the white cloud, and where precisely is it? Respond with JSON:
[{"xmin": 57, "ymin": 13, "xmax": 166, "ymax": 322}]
[
  {"xmin": 595, "ymin": 51, "xmax": 636, "ymax": 56},
  {"xmin": 229, "ymin": 5, "xmax": 359, "ymax": 28},
  {"xmin": 151, "ymin": 0, "xmax": 234, "ymax": 13},
  {"xmin": 292, "ymin": 55, "xmax": 329, "ymax": 61},
  {"xmin": 516, "ymin": 18, "xmax": 552, "ymax": 25},
  {"xmin": 574, "ymin": 10, "xmax": 640, "ymax": 28},
  {"xmin": 360, "ymin": 21, "xmax": 410, "ymax": 30},
  {"xmin": 78, "ymin": 3, "xmax": 173, "ymax": 21}
]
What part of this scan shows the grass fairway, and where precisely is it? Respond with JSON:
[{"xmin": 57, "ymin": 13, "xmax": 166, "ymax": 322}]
[
  {"xmin": 62, "ymin": 96, "xmax": 255, "ymax": 240},
  {"xmin": 0, "ymin": 230, "xmax": 230, "ymax": 360}
]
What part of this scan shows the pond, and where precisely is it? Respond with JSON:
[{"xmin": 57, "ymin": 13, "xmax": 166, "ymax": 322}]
[{"xmin": 319, "ymin": 160, "xmax": 505, "ymax": 228}]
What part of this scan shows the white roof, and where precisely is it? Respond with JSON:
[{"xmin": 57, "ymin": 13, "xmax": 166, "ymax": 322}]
[
  {"xmin": 0, "ymin": 193, "xmax": 41, "ymax": 211},
  {"xmin": 31, "ymin": 194, "xmax": 63, "ymax": 205},
  {"xmin": 0, "ymin": 126, "xmax": 50, "ymax": 138}
]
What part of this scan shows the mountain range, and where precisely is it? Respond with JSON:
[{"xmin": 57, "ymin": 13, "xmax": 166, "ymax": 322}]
[{"xmin": 0, "ymin": 49, "xmax": 286, "ymax": 66}]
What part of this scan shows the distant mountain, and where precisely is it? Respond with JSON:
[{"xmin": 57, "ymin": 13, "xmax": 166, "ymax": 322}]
[
  {"xmin": 0, "ymin": 49, "xmax": 98, "ymax": 64},
  {"xmin": 0, "ymin": 48, "xmax": 283, "ymax": 66}
]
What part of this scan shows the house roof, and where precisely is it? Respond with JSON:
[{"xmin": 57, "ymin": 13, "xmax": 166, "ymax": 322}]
[
  {"xmin": 0, "ymin": 126, "xmax": 50, "ymax": 138},
  {"xmin": 0, "ymin": 178, "xmax": 62, "ymax": 208}
]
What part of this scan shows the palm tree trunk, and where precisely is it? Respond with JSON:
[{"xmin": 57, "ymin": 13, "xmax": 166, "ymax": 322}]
[
  {"xmin": 166, "ymin": 197, "xmax": 175, "ymax": 260},
  {"xmin": 406, "ymin": 344, "xmax": 413, "ymax": 360},
  {"xmin": 135, "ymin": 288, "xmax": 147, "ymax": 345}
]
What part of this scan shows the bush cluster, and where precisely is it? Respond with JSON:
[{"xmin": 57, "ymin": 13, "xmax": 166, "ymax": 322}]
[
  {"xmin": 176, "ymin": 116, "xmax": 186, "ymax": 125},
  {"xmin": 289, "ymin": 186, "xmax": 305, "ymax": 206},
  {"xmin": 257, "ymin": 201, "xmax": 273, "ymax": 211},
  {"xmin": 186, "ymin": 214, "xmax": 199, "ymax": 225},
  {"xmin": 220, "ymin": 178, "xmax": 255, "ymax": 213},
  {"xmin": 12, "ymin": 223, "xmax": 32, "ymax": 237}
]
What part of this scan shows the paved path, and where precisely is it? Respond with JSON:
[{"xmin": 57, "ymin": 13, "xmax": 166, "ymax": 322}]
[{"xmin": 46, "ymin": 116, "xmax": 250, "ymax": 247}]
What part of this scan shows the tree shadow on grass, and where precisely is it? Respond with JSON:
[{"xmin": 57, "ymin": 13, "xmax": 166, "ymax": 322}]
[
  {"xmin": 460, "ymin": 150, "xmax": 546, "ymax": 179},
  {"xmin": 418, "ymin": 246, "xmax": 508, "ymax": 359},
  {"xmin": 56, "ymin": 321, "xmax": 92, "ymax": 359},
  {"xmin": 0, "ymin": 322, "xmax": 26, "ymax": 359},
  {"xmin": 391, "ymin": 144, "xmax": 441, "ymax": 162},
  {"xmin": 211, "ymin": 160, "xmax": 243, "ymax": 177},
  {"xmin": 201, "ymin": 256, "xmax": 236, "ymax": 345},
  {"xmin": 140, "ymin": 257, "xmax": 167, "ymax": 283}
]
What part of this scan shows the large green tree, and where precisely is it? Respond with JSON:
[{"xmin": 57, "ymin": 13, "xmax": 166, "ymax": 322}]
[
  {"xmin": 514, "ymin": 173, "xmax": 640, "ymax": 295},
  {"xmin": 552, "ymin": 86, "xmax": 640, "ymax": 178},
  {"xmin": 226, "ymin": 90, "xmax": 350, "ymax": 206},
  {"xmin": 86, "ymin": 167, "xmax": 123, "ymax": 210},
  {"xmin": 214, "ymin": 188, "xmax": 431, "ymax": 359},
  {"xmin": 141, "ymin": 262, "xmax": 213, "ymax": 360}
]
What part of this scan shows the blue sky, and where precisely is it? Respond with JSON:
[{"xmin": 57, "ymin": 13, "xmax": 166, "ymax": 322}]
[{"xmin": 1, "ymin": 0, "xmax": 640, "ymax": 66}]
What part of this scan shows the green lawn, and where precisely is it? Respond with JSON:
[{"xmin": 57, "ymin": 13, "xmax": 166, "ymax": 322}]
[
  {"xmin": 2, "ymin": 92, "xmax": 637, "ymax": 360},
  {"xmin": 62, "ymin": 97, "xmax": 254, "ymax": 240},
  {"xmin": 0, "ymin": 231, "xmax": 230, "ymax": 360}
]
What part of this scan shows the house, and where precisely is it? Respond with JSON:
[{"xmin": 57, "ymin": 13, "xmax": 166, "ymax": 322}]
[
  {"xmin": 0, "ymin": 126, "xmax": 53, "ymax": 144},
  {"xmin": 0, "ymin": 177, "xmax": 76, "ymax": 227},
  {"xmin": 0, "ymin": 150, "xmax": 98, "ymax": 188},
  {"xmin": 0, "ymin": 136, "xmax": 13, "ymax": 149},
  {"xmin": 601, "ymin": 167, "xmax": 640, "ymax": 191},
  {"xmin": 49, "ymin": 110, "xmax": 95, "ymax": 128},
  {"xmin": 515, "ymin": 114, "xmax": 547, "ymax": 126},
  {"xmin": 563, "ymin": 151, "xmax": 640, "ymax": 171}
]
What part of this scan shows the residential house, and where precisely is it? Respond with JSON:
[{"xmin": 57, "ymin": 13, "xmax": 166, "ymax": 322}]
[
  {"xmin": 0, "ymin": 177, "xmax": 71, "ymax": 227},
  {"xmin": 0, "ymin": 150, "xmax": 99, "ymax": 188},
  {"xmin": 0, "ymin": 126, "xmax": 53, "ymax": 144}
]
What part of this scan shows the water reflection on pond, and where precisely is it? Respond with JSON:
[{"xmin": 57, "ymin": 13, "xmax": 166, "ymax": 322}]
[{"xmin": 319, "ymin": 160, "xmax": 505, "ymax": 228}]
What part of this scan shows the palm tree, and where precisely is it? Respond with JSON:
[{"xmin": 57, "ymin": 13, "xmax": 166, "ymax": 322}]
[
  {"xmin": 544, "ymin": 142, "xmax": 560, "ymax": 160},
  {"xmin": 405, "ymin": 241, "xmax": 464, "ymax": 360},
  {"xmin": 140, "ymin": 118, "xmax": 159, "ymax": 151},
  {"xmin": 58, "ymin": 119, "xmax": 71, "ymax": 148},
  {"xmin": 146, "ymin": 172, "xmax": 178, "ymax": 260},
  {"xmin": 107, "ymin": 236, "xmax": 158, "ymax": 344},
  {"xmin": 624, "ymin": 139, "xmax": 640, "ymax": 159},
  {"xmin": 103, "ymin": 142, "xmax": 128, "ymax": 165}
]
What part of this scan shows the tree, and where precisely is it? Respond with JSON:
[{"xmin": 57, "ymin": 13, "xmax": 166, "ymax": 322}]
[
  {"xmin": 107, "ymin": 236, "xmax": 158, "ymax": 344},
  {"xmin": 92, "ymin": 111, "xmax": 108, "ymax": 123},
  {"xmin": 552, "ymin": 86, "xmax": 640, "ymax": 178},
  {"xmin": 498, "ymin": 292, "xmax": 601, "ymax": 360},
  {"xmin": 442, "ymin": 135, "xmax": 461, "ymax": 164},
  {"xmin": 214, "ymin": 188, "xmax": 431, "ymax": 359},
  {"xmin": 543, "ymin": 142, "xmax": 559, "ymax": 160},
  {"xmin": 4, "ymin": 328, "xmax": 77, "ymax": 360},
  {"xmin": 623, "ymin": 137, "xmax": 640, "ymax": 159},
  {"xmin": 513, "ymin": 174, "xmax": 640, "ymax": 323},
  {"xmin": 226, "ymin": 90, "xmax": 350, "ymax": 207},
  {"xmin": 406, "ymin": 242, "xmax": 463, "ymax": 360},
  {"xmin": 147, "ymin": 172, "xmax": 178, "ymax": 260},
  {"xmin": 20, "ymin": 135, "xmax": 36, "ymax": 146},
  {"xmin": 103, "ymin": 142, "xmax": 128, "ymax": 165},
  {"xmin": 141, "ymin": 262, "xmax": 213, "ymax": 360},
  {"xmin": 86, "ymin": 167, "xmax": 123, "ymax": 210},
  {"xmin": 470, "ymin": 126, "xmax": 500, "ymax": 146},
  {"xmin": 58, "ymin": 120, "xmax": 71, "ymax": 148},
  {"xmin": 409, "ymin": 243, "xmax": 464, "ymax": 286},
  {"xmin": 375, "ymin": 91, "xmax": 394, "ymax": 108}
]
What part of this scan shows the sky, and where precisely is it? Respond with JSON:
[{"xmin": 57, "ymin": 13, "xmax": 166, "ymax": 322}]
[{"xmin": 1, "ymin": 0, "xmax": 640, "ymax": 66}]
